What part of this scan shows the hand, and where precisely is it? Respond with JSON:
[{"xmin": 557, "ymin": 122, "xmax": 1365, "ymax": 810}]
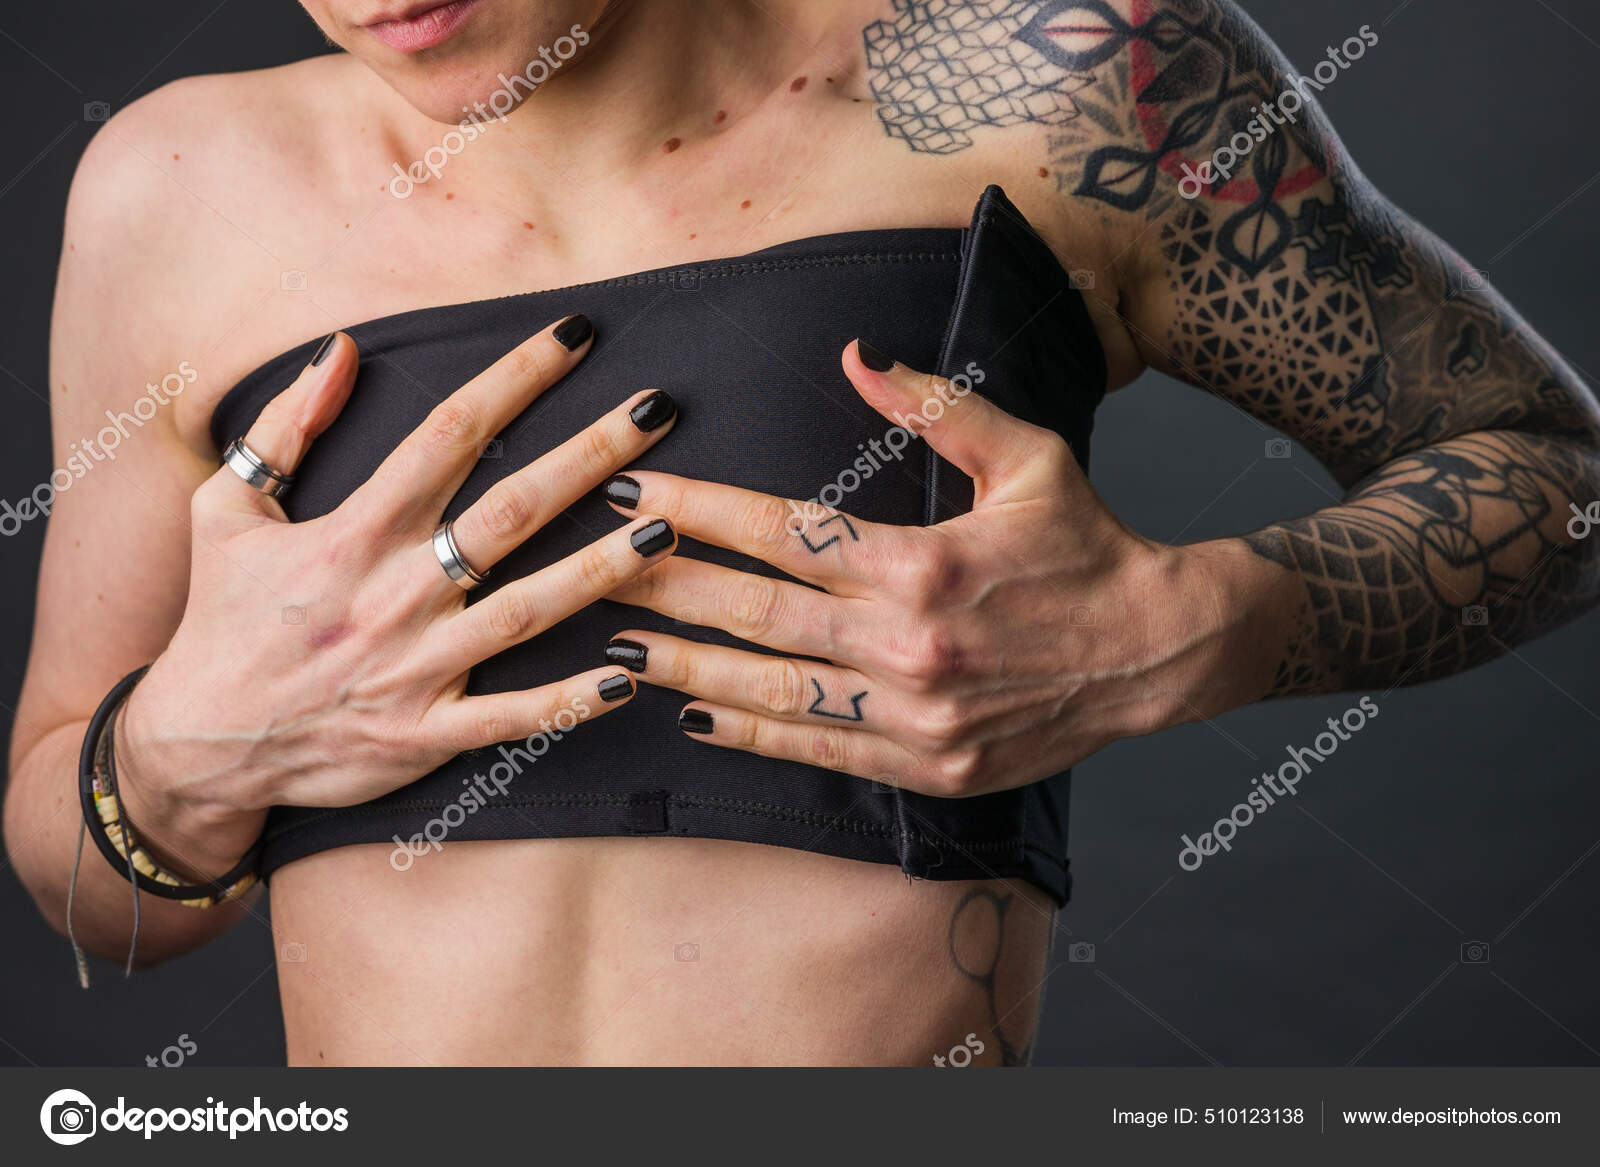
[
  {"xmin": 116, "ymin": 316, "xmax": 679, "ymax": 878},
  {"xmin": 601, "ymin": 341, "xmax": 1269, "ymax": 797}
]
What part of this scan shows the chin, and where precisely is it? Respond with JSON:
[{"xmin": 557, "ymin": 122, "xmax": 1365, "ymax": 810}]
[{"xmin": 301, "ymin": 0, "xmax": 603, "ymax": 125}]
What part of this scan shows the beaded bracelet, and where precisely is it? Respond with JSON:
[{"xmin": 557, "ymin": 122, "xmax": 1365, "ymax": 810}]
[{"xmin": 77, "ymin": 666, "xmax": 262, "ymax": 908}]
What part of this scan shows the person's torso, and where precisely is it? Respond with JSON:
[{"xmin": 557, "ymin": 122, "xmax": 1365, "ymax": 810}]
[{"xmin": 153, "ymin": 45, "xmax": 1140, "ymax": 1065}]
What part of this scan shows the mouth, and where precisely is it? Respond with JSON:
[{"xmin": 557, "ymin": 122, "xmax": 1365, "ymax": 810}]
[{"xmin": 365, "ymin": 0, "xmax": 482, "ymax": 53}]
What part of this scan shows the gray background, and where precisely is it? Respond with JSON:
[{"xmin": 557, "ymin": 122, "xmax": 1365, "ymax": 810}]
[{"xmin": 1, "ymin": 1, "xmax": 1596, "ymax": 1068}]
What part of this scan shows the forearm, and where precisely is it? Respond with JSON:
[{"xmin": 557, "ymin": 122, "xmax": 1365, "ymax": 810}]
[
  {"xmin": 3, "ymin": 719, "xmax": 256, "ymax": 968},
  {"xmin": 1227, "ymin": 430, "xmax": 1600, "ymax": 696}
]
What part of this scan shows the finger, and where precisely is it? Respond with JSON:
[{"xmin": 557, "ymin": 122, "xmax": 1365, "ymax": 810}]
[
  {"xmin": 602, "ymin": 470, "xmax": 891, "ymax": 594},
  {"xmin": 674, "ymin": 700, "xmax": 923, "ymax": 785},
  {"xmin": 432, "ymin": 516, "xmax": 677, "ymax": 672},
  {"xmin": 452, "ymin": 388, "xmax": 676, "ymax": 573},
  {"xmin": 356, "ymin": 313, "xmax": 595, "ymax": 520},
  {"xmin": 604, "ymin": 630, "xmax": 893, "ymax": 729},
  {"xmin": 432, "ymin": 666, "xmax": 638, "ymax": 754},
  {"xmin": 606, "ymin": 556, "xmax": 855, "ymax": 660},
  {"xmin": 845, "ymin": 340, "xmax": 1073, "ymax": 501},
  {"xmin": 213, "ymin": 331, "xmax": 356, "ymax": 514}
]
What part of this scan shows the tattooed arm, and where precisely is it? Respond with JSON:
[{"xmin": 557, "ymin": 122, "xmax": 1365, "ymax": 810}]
[{"xmin": 866, "ymin": 0, "xmax": 1600, "ymax": 696}]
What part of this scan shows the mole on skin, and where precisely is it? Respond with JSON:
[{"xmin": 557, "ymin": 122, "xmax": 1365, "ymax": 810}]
[
  {"xmin": 663, "ymin": 137, "xmax": 682, "ymax": 153},
  {"xmin": 790, "ymin": 76, "xmax": 807, "ymax": 92}
]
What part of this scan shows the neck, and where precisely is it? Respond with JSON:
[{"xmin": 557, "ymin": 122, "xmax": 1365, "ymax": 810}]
[{"xmin": 394, "ymin": 0, "xmax": 852, "ymax": 222}]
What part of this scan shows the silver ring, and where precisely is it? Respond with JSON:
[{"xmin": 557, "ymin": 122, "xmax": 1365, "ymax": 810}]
[
  {"xmin": 432, "ymin": 521, "xmax": 488, "ymax": 590},
  {"xmin": 222, "ymin": 438, "xmax": 294, "ymax": 498}
]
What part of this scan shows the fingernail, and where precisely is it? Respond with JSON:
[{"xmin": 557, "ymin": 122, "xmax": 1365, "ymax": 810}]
[
  {"xmin": 856, "ymin": 340, "xmax": 895, "ymax": 372},
  {"xmin": 310, "ymin": 333, "xmax": 337, "ymax": 367},
  {"xmin": 629, "ymin": 390, "xmax": 677, "ymax": 433},
  {"xmin": 598, "ymin": 674, "xmax": 634, "ymax": 702},
  {"xmin": 679, "ymin": 708, "xmax": 715, "ymax": 735},
  {"xmin": 631, "ymin": 518, "xmax": 674, "ymax": 557},
  {"xmin": 605, "ymin": 638, "xmax": 648, "ymax": 672},
  {"xmin": 606, "ymin": 475, "xmax": 642, "ymax": 510},
  {"xmin": 553, "ymin": 313, "xmax": 594, "ymax": 351}
]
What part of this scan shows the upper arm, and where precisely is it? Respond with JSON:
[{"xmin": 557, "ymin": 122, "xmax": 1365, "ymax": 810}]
[
  {"xmin": 9, "ymin": 86, "xmax": 220, "ymax": 769},
  {"xmin": 858, "ymin": 0, "xmax": 1600, "ymax": 483},
  {"xmin": 1038, "ymin": 1, "xmax": 1600, "ymax": 484}
]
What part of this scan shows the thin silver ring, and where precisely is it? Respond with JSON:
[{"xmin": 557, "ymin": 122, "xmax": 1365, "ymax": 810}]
[
  {"xmin": 432, "ymin": 521, "xmax": 488, "ymax": 590},
  {"xmin": 222, "ymin": 438, "xmax": 294, "ymax": 498}
]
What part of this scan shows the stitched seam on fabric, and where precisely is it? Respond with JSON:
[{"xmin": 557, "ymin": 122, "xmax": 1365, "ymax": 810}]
[
  {"xmin": 263, "ymin": 792, "xmax": 1028, "ymax": 853},
  {"xmin": 535, "ymin": 251, "xmax": 963, "ymax": 295}
]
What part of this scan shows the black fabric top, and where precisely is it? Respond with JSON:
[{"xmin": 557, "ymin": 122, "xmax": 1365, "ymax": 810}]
[{"xmin": 209, "ymin": 185, "xmax": 1106, "ymax": 905}]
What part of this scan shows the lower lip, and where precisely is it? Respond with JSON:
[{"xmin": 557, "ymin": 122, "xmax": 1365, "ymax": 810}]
[{"xmin": 367, "ymin": 0, "xmax": 481, "ymax": 53}]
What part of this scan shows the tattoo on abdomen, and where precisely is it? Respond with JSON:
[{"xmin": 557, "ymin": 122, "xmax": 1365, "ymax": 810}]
[{"xmin": 948, "ymin": 889, "xmax": 1032, "ymax": 1066}]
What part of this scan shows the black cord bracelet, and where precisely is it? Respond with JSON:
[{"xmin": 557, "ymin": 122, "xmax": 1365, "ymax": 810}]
[{"xmin": 77, "ymin": 665, "xmax": 263, "ymax": 907}]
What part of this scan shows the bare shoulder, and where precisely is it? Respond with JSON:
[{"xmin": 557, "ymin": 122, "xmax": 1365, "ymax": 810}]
[{"xmin": 56, "ymin": 54, "xmax": 390, "ymax": 451}]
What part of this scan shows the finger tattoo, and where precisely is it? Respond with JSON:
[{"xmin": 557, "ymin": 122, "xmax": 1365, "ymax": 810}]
[
  {"xmin": 798, "ymin": 513, "xmax": 860, "ymax": 554},
  {"xmin": 807, "ymin": 678, "xmax": 868, "ymax": 721}
]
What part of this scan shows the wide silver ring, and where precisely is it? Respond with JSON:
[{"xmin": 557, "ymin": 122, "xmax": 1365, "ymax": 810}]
[
  {"xmin": 432, "ymin": 521, "xmax": 488, "ymax": 591},
  {"xmin": 222, "ymin": 438, "xmax": 294, "ymax": 498}
]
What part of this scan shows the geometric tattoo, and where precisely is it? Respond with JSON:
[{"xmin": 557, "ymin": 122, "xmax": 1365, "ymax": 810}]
[
  {"xmin": 798, "ymin": 514, "xmax": 861, "ymax": 554},
  {"xmin": 865, "ymin": 0, "xmax": 1600, "ymax": 698},
  {"xmin": 863, "ymin": 0, "xmax": 1094, "ymax": 154},
  {"xmin": 806, "ymin": 679, "xmax": 868, "ymax": 722}
]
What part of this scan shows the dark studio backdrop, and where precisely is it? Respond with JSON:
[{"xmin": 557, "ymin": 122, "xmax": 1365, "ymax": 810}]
[{"xmin": 1, "ymin": 1, "xmax": 1597, "ymax": 1069}]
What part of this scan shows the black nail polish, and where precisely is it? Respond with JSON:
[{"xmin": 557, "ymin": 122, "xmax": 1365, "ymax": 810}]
[
  {"xmin": 629, "ymin": 390, "xmax": 677, "ymax": 433},
  {"xmin": 856, "ymin": 340, "xmax": 895, "ymax": 372},
  {"xmin": 631, "ymin": 518, "xmax": 674, "ymax": 557},
  {"xmin": 553, "ymin": 313, "xmax": 593, "ymax": 351},
  {"xmin": 679, "ymin": 708, "xmax": 715, "ymax": 735},
  {"xmin": 598, "ymin": 674, "xmax": 634, "ymax": 703},
  {"xmin": 605, "ymin": 638, "xmax": 648, "ymax": 672},
  {"xmin": 606, "ymin": 474, "xmax": 642, "ymax": 510},
  {"xmin": 310, "ymin": 333, "xmax": 337, "ymax": 367}
]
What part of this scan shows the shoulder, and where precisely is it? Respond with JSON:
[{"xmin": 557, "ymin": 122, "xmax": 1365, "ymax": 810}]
[
  {"xmin": 55, "ymin": 55, "xmax": 389, "ymax": 449},
  {"xmin": 64, "ymin": 54, "xmax": 380, "ymax": 283}
]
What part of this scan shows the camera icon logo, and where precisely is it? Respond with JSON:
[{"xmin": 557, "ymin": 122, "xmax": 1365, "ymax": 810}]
[
  {"xmin": 479, "ymin": 438, "xmax": 504, "ymax": 461},
  {"xmin": 1069, "ymin": 270, "xmax": 1095, "ymax": 291},
  {"xmin": 674, "ymin": 942, "xmax": 700, "ymax": 962},
  {"xmin": 1069, "ymin": 604, "xmax": 1097, "ymax": 627},
  {"xmin": 280, "ymin": 270, "xmax": 308, "ymax": 292},
  {"xmin": 669, "ymin": 269, "xmax": 702, "ymax": 291},
  {"xmin": 282, "ymin": 605, "xmax": 307, "ymax": 626},
  {"xmin": 1462, "ymin": 605, "xmax": 1489, "ymax": 627},
  {"xmin": 83, "ymin": 101, "xmax": 111, "ymax": 122},
  {"xmin": 1068, "ymin": 941, "xmax": 1096, "ymax": 964},
  {"xmin": 40, "ymin": 1088, "xmax": 97, "ymax": 1145},
  {"xmin": 1460, "ymin": 941, "xmax": 1491, "ymax": 965},
  {"xmin": 279, "ymin": 941, "xmax": 307, "ymax": 963},
  {"xmin": 1265, "ymin": 438, "xmax": 1293, "ymax": 460}
]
